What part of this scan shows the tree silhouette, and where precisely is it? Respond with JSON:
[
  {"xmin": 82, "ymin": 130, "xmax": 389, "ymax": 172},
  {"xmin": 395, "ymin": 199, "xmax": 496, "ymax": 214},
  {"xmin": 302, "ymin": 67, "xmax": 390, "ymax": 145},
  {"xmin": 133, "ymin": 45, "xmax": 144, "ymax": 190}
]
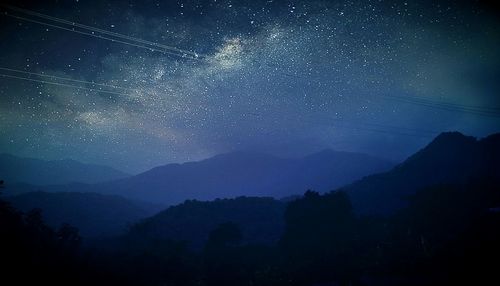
[
  {"xmin": 57, "ymin": 223, "xmax": 82, "ymax": 251},
  {"xmin": 280, "ymin": 190, "xmax": 361, "ymax": 285},
  {"xmin": 206, "ymin": 222, "xmax": 242, "ymax": 249},
  {"xmin": 203, "ymin": 222, "xmax": 245, "ymax": 286}
]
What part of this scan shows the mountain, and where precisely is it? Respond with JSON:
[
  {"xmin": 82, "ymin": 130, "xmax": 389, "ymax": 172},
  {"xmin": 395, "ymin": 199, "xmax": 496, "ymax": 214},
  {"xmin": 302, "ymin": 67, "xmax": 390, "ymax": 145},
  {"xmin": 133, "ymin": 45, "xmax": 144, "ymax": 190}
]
[
  {"xmin": 37, "ymin": 149, "xmax": 392, "ymax": 205},
  {"xmin": 8, "ymin": 150, "xmax": 392, "ymax": 205},
  {"xmin": 0, "ymin": 153, "xmax": 129, "ymax": 185},
  {"xmin": 345, "ymin": 132, "xmax": 500, "ymax": 215},
  {"xmin": 5, "ymin": 191, "xmax": 163, "ymax": 238},
  {"xmin": 125, "ymin": 196, "xmax": 286, "ymax": 249}
]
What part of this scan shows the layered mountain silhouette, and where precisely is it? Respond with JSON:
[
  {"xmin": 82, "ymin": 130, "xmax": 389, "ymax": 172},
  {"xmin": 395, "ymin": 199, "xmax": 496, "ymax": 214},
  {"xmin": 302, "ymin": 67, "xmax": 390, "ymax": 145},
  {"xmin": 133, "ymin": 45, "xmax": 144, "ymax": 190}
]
[
  {"xmin": 18, "ymin": 150, "xmax": 392, "ymax": 205},
  {"xmin": 5, "ymin": 132, "xmax": 498, "ymax": 219},
  {"xmin": 2, "ymin": 132, "xmax": 499, "ymax": 285},
  {"xmin": 345, "ymin": 132, "xmax": 500, "ymax": 214},
  {"xmin": 0, "ymin": 153, "xmax": 129, "ymax": 185},
  {"xmin": 5, "ymin": 191, "xmax": 162, "ymax": 238},
  {"xmin": 105, "ymin": 150, "xmax": 394, "ymax": 204}
]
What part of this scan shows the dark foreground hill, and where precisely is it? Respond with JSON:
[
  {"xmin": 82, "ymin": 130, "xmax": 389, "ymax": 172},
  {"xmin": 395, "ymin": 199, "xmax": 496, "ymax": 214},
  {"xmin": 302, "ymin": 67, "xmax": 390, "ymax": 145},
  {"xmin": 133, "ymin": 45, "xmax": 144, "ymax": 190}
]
[
  {"xmin": 126, "ymin": 196, "xmax": 286, "ymax": 249},
  {"xmin": 345, "ymin": 132, "xmax": 500, "ymax": 214}
]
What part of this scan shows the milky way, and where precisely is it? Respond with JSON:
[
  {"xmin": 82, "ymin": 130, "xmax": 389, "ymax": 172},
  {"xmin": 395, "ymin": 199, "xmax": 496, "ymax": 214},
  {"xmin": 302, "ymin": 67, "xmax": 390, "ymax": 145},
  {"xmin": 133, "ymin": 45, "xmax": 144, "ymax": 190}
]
[{"xmin": 0, "ymin": 0, "xmax": 499, "ymax": 173}]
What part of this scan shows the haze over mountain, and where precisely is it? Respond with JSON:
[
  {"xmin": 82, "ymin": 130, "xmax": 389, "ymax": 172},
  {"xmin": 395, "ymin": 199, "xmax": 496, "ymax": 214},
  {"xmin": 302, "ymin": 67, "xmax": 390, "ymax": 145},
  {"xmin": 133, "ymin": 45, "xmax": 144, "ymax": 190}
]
[
  {"xmin": 125, "ymin": 196, "xmax": 286, "ymax": 249},
  {"xmin": 0, "ymin": 153, "xmax": 129, "ymax": 185},
  {"xmin": 18, "ymin": 149, "xmax": 393, "ymax": 206},
  {"xmin": 94, "ymin": 131, "xmax": 500, "ymax": 251},
  {"xmin": 6, "ymin": 131, "xmax": 497, "ymax": 243},
  {"xmin": 5, "ymin": 191, "xmax": 162, "ymax": 238},
  {"xmin": 345, "ymin": 132, "xmax": 500, "ymax": 214}
]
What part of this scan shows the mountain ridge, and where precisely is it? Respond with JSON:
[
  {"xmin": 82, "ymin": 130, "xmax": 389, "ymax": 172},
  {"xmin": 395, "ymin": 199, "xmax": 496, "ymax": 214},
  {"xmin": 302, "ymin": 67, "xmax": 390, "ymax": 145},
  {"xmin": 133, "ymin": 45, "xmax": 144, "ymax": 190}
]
[
  {"xmin": 7, "ymin": 149, "xmax": 393, "ymax": 206},
  {"xmin": 344, "ymin": 131, "xmax": 500, "ymax": 214},
  {"xmin": 0, "ymin": 153, "xmax": 130, "ymax": 185},
  {"xmin": 100, "ymin": 148, "xmax": 393, "ymax": 205}
]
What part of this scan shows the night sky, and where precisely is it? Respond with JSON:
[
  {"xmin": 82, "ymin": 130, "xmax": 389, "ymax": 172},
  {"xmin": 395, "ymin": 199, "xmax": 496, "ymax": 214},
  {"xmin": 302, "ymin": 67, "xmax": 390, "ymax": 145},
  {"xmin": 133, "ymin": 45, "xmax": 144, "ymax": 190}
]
[{"xmin": 0, "ymin": 0, "xmax": 499, "ymax": 173}]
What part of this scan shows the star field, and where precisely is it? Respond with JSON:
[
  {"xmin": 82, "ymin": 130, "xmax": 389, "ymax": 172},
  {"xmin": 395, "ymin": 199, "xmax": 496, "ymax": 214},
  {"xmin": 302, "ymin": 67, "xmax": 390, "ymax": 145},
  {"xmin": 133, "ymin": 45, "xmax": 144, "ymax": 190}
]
[{"xmin": 0, "ymin": 0, "xmax": 499, "ymax": 172}]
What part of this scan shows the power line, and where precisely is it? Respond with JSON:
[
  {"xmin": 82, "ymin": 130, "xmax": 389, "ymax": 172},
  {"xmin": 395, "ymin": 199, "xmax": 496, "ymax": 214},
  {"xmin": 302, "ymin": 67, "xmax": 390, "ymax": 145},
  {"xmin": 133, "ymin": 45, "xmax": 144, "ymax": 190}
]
[
  {"xmin": 393, "ymin": 94, "xmax": 500, "ymax": 112},
  {"xmin": 0, "ymin": 73, "xmax": 134, "ymax": 98},
  {"xmin": 0, "ymin": 66, "xmax": 180, "ymax": 100},
  {"xmin": 384, "ymin": 94, "xmax": 500, "ymax": 113},
  {"xmin": 3, "ymin": 4, "xmax": 203, "ymax": 58},
  {"xmin": 1, "ymin": 5, "xmax": 203, "ymax": 60},
  {"xmin": 251, "ymin": 111, "xmax": 440, "ymax": 139},
  {"xmin": 3, "ymin": 5, "xmax": 498, "ymax": 120},
  {"xmin": 314, "ymin": 115, "xmax": 439, "ymax": 138},
  {"xmin": 0, "ymin": 67, "xmax": 135, "ymax": 92},
  {"xmin": 338, "ymin": 125, "xmax": 435, "ymax": 138},
  {"xmin": 383, "ymin": 95, "xmax": 500, "ymax": 118},
  {"xmin": 357, "ymin": 121, "xmax": 438, "ymax": 136},
  {"xmin": 327, "ymin": 122, "xmax": 437, "ymax": 138},
  {"xmin": 2, "ymin": 13, "xmax": 199, "ymax": 60},
  {"xmin": 258, "ymin": 61, "xmax": 500, "ymax": 117},
  {"xmin": 0, "ymin": 71, "xmax": 440, "ymax": 139}
]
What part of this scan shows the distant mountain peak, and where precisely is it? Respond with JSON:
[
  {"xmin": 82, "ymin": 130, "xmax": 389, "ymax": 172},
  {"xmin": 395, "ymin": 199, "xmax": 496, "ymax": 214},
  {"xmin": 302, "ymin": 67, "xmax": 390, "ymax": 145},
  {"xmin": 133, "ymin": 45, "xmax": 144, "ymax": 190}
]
[
  {"xmin": 430, "ymin": 131, "xmax": 476, "ymax": 145},
  {"xmin": 404, "ymin": 131, "xmax": 477, "ymax": 163},
  {"xmin": 22, "ymin": 147, "xmax": 393, "ymax": 205},
  {"xmin": 345, "ymin": 131, "xmax": 500, "ymax": 215}
]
